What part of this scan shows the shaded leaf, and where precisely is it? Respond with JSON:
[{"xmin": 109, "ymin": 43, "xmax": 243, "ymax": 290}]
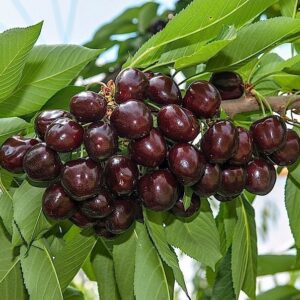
[
  {"xmin": 280, "ymin": 0, "xmax": 298, "ymax": 18},
  {"xmin": 63, "ymin": 287, "xmax": 84, "ymax": 300},
  {"xmin": 257, "ymin": 285, "xmax": 300, "ymax": 300}
]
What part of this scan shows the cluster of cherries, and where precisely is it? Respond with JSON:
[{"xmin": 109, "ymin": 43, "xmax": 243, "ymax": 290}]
[{"xmin": 0, "ymin": 68, "xmax": 299, "ymax": 240}]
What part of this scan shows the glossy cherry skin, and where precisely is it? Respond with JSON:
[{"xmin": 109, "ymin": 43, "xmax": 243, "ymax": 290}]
[
  {"xmin": 42, "ymin": 183, "xmax": 76, "ymax": 220},
  {"xmin": 210, "ymin": 72, "xmax": 244, "ymax": 100},
  {"xmin": 70, "ymin": 91, "xmax": 107, "ymax": 123},
  {"xmin": 105, "ymin": 199, "xmax": 136, "ymax": 234},
  {"xmin": 171, "ymin": 192, "xmax": 201, "ymax": 218},
  {"xmin": 80, "ymin": 189, "xmax": 114, "ymax": 219},
  {"xmin": 138, "ymin": 169, "xmax": 179, "ymax": 212},
  {"xmin": 105, "ymin": 155, "xmax": 139, "ymax": 195},
  {"xmin": 84, "ymin": 122, "xmax": 118, "ymax": 161},
  {"xmin": 110, "ymin": 100, "xmax": 153, "ymax": 139},
  {"xmin": 35, "ymin": 110, "xmax": 73, "ymax": 140},
  {"xmin": 229, "ymin": 127, "xmax": 253, "ymax": 165},
  {"xmin": 158, "ymin": 104, "xmax": 199, "ymax": 142},
  {"xmin": 147, "ymin": 75, "xmax": 182, "ymax": 105},
  {"xmin": 168, "ymin": 144, "xmax": 205, "ymax": 186},
  {"xmin": 201, "ymin": 120, "xmax": 238, "ymax": 164},
  {"xmin": 70, "ymin": 209, "xmax": 96, "ymax": 228},
  {"xmin": 269, "ymin": 129, "xmax": 300, "ymax": 166},
  {"xmin": 245, "ymin": 159, "xmax": 276, "ymax": 195},
  {"xmin": 45, "ymin": 118, "xmax": 84, "ymax": 152},
  {"xmin": 23, "ymin": 143, "xmax": 62, "ymax": 181},
  {"xmin": 250, "ymin": 116, "xmax": 287, "ymax": 154},
  {"xmin": 214, "ymin": 193, "xmax": 239, "ymax": 202},
  {"xmin": 129, "ymin": 128, "xmax": 167, "ymax": 167},
  {"xmin": 183, "ymin": 81, "xmax": 221, "ymax": 118},
  {"xmin": 219, "ymin": 166, "xmax": 246, "ymax": 197},
  {"xmin": 0, "ymin": 136, "xmax": 39, "ymax": 173},
  {"xmin": 94, "ymin": 222, "xmax": 116, "ymax": 239},
  {"xmin": 61, "ymin": 158, "xmax": 102, "ymax": 201},
  {"xmin": 192, "ymin": 163, "xmax": 221, "ymax": 197},
  {"xmin": 115, "ymin": 68, "xmax": 148, "ymax": 103}
]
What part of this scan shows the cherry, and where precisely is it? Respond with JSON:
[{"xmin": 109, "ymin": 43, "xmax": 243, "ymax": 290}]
[
  {"xmin": 115, "ymin": 68, "xmax": 148, "ymax": 103},
  {"xmin": 70, "ymin": 91, "xmax": 107, "ymax": 123},
  {"xmin": 171, "ymin": 192, "xmax": 201, "ymax": 218},
  {"xmin": 158, "ymin": 104, "xmax": 199, "ymax": 142},
  {"xmin": 110, "ymin": 100, "xmax": 153, "ymax": 139},
  {"xmin": 147, "ymin": 75, "xmax": 182, "ymax": 105},
  {"xmin": 250, "ymin": 115, "xmax": 287, "ymax": 154},
  {"xmin": 0, "ymin": 136, "xmax": 38, "ymax": 173},
  {"xmin": 144, "ymin": 71, "xmax": 155, "ymax": 80},
  {"xmin": 94, "ymin": 222, "xmax": 116, "ymax": 239},
  {"xmin": 61, "ymin": 158, "xmax": 102, "ymax": 201},
  {"xmin": 23, "ymin": 143, "xmax": 62, "ymax": 181},
  {"xmin": 192, "ymin": 163, "xmax": 221, "ymax": 197},
  {"xmin": 183, "ymin": 81, "xmax": 221, "ymax": 118},
  {"xmin": 80, "ymin": 189, "xmax": 114, "ymax": 219},
  {"xmin": 70, "ymin": 209, "xmax": 96, "ymax": 228},
  {"xmin": 129, "ymin": 128, "xmax": 167, "ymax": 167},
  {"xmin": 210, "ymin": 72, "xmax": 244, "ymax": 100},
  {"xmin": 201, "ymin": 120, "xmax": 238, "ymax": 164},
  {"xmin": 84, "ymin": 122, "xmax": 118, "ymax": 161},
  {"xmin": 138, "ymin": 169, "xmax": 179, "ymax": 211},
  {"xmin": 214, "ymin": 194, "xmax": 239, "ymax": 202},
  {"xmin": 269, "ymin": 129, "xmax": 300, "ymax": 166},
  {"xmin": 42, "ymin": 183, "xmax": 76, "ymax": 220},
  {"xmin": 245, "ymin": 159, "xmax": 276, "ymax": 195},
  {"xmin": 35, "ymin": 110, "xmax": 73, "ymax": 140},
  {"xmin": 45, "ymin": 118, "xmax": 84, "ymax": 152},
  {"xmin": 229, "ymin": 127, "xmax": 253, "ymax": 165},
  {"xmin": 168, "ymin": 143, "xmax": 205, "ymax": 186},
  {"xmin": 105, "ymin": 199, "xmax": 136, "ymax": 234},
  {"xmin": 104, "ymin": 155, "xmax": 139, "ymax": 195}
]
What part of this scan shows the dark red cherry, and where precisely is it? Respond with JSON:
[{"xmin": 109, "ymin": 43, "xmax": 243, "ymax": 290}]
[
  {"xmin": 129, "ymin": 128, "xmax": 167, "ymax": 167},
  {"xmin": 115, "ymin": 68, "xmax": 148, "ymax": 104},
  {"xmin": 110, "ymin": 100, "xmax": 153, "ymax": 139},
  {"xmin": 229, "ymin": 127, "xmax": 253, "ymax": 165},
  {"xmin": 80, "ymin": 189, "xmax": 114, "ymax": 219},
  {"xmin": 269, "ymin": 129, "xmax": 300, "ymax": 166},
  {"xmin": 246, "ymin": 159, "xmax": 276, "ymax": 195},
  {"xmin": 144, "ymin": 71, "xmax": 155, "ymax": 80},
  {"xmin": 192, "ymin": 163, "xmax": 221, "ymax": 197},
  {"xmin": 35, "ymin": 110, "xmax": 73, "ymax": 140},
  {"xmin": 250, "ymin": 116, "xmax": 287, "ymax": 154},
  {"xmin": 0, "ymin": 136, "xmax": 38, "ymax": 173},
  {"xmin": 214, "ymin": 194, "xmax": 239, "ymax": 202},
  {"xmin": 158, "ymin": 104, "xmax": 199, "ymax": 142},
  {"xmin": 138, "ymin": 169, "xmax": 179, "ymax": 211},
  {"xmin": 94, "ymin": 222, "xmax": 116, "ymax": 239},
  {"xmin": 183, "ymin": 81, "xmax": 221, "ymax": 118},
  {"xmin": 23, "ymin": 143, "xmax": 62, "ymax": 181},
  {"xmin": 70, "ymin": 91, "xmax": 107, "ymax": 123},
  {"xmin": 45, "ymin": 118, "xmax": 84, "ymax": 152},
  {"xmin": 210, "ymin": 72, "xmax": 244, "ymax": 100},
  {"xmin": 171, "ymin": 192, "xmax": 201, "ymax": 218},
  {"xmin": 105, "ymin": 199, "xmax": 136, "ymax": 234},
  {"xmin": 61, "ymin": 158, "xmax": 102, "ymax": 201},
  {"xmin": 42, "ymin": 183, "xmax": 76, "ymax": 220},
  {"xmin": 218, "ymin": 166, "xmax": 246, "ymax": 197},
  {"xmin": 70, "ymin": 209, "xmax": 96, "ymax": 228},
  {"xmin": 147, "ymin": 75, "xmax": 182, "ymax": 105},
  {"xmin": 201, "ymin": 120, "xmax": 238, "ymax": 164},
  {"xmin": 84, "ymin": 122, "xmax": 118, "ymax": 161},
  {"xmin": 168, "ymin": 143, "xmax": 205, "ymax": 186}
]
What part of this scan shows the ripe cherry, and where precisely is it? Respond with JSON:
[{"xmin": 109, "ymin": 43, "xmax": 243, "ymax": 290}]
[
  {"xmin": 138, "ymin": 169, "xmax": 179, "ymax": 211},
  {"xmin": 110, "ymin": 100, "xmax": 153, "ymax": 139},
  {"xmin": 42, "ymin": 183, "xmax": 76, "ymax": 220},
  {"xmin": 158, "ymin": 104, "xmax": 199, "ymax": 142},
  {"xmin": 129, "ymin": 128, "xmax": 167, "ymax": 167},
  {"xmin": 144, "ymin": 71, "xmax": 155, "ymax": 80},
  {"xmin": 183, "ymin": 81, "xmax": 221, "ymax": 118},
  {"xmin": 0, "ymin": 136, "xmax": 38, "ymax": 173},
  {"xmin": 115, "ymin": 68, "xmax": 148, "ymax": 103},
  {"xmin": 214, "ymin": 194, "xmax": 239, "ymax": 202},
  {"xmin": 245, "ymin": 159, "xmax": 276, "ymax": 195},
  {"xmin": 70, "ymin": 209, "xmax": 96, "ymax": 228},
  {"xmin": 45, "ymin": 118, "xmax": 84, "ymax": 152},
  {"xmin": 84, "ymin": 122, "xmax": 118, "ymax": 161},
  {"xmin": 70, "ymin": 91, "xmax": 107, "ymax": 123},
  {"xmin": 171, "ymin": 192, "xmax": 201, "ymax": 218},
  {"xmin": 61, "ymin": 158, "xmax": 102, "ymax": 201},
  {"xmin": 94, "ymin": 222, "xmax": 116, "ymax": 239}
]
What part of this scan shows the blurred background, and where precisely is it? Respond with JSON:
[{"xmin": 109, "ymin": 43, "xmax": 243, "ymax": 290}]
[{"xmin": 0, "ymin": 1, "xmax": 297, "ymax": 299}]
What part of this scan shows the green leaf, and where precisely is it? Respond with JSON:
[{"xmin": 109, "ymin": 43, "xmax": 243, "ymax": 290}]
[
  {"xmin": 138, "ymin": 3, "xmax": 159, "ymax": 33},
  {"xmin": 63, "ymin": 287, "xmax": 84, "ymax": 300},
  {"xmin": 0, "ymin": 23, "xmax": 42, "ymax": 101},
  {"xmin": 0, "ymin": 45, "xmax": 103, "ymax": 117},
  {"xmin": 21, "ymin": 241, "xmax": 63, "ymax": 300},
  {"xmin": 232, "ymin": 197, "xmax": 257, "ymax": 299},
  {"xmin": 272, "ymin": 73, "xmax": 300, "ymax": 90},
  {"xmin": 82, "ymin": 257, "xmax": 96, "ymax": 281},
  {"xmin": 280, "ymin": 0, "xmax": 298, "ymax": 18},
  {"xmin": 183, "ymin": 186, "xmax": 193, "ymax": 210},
  {"xmin": 0, "ymin": 184, "xmax": 14, "ymax": 235},
  {"xmin": 165, "ymin": 199, "xmax": 222, "ymax": 269},
  {"xmin": 257, "ymin": 285, "xmax": 300, "ymax": 300}
]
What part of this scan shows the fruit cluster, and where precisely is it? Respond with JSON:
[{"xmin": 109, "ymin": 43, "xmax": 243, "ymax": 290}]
[{"xmin": 1, "ymin": 68, "xmax": 299, "ymax": 240}]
